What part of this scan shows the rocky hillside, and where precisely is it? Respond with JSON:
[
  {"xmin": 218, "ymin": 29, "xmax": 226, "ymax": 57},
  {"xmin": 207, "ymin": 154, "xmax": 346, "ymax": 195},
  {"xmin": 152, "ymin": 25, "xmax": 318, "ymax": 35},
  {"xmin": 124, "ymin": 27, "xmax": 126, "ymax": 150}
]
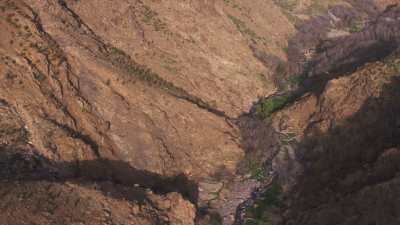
[
  {"xmin": 0, "ymin": 0, "xmax": 399, "ymax": 225},
  {"xmin": 256, "ymin": 3, "xmax": 400, "ymax": 225}
]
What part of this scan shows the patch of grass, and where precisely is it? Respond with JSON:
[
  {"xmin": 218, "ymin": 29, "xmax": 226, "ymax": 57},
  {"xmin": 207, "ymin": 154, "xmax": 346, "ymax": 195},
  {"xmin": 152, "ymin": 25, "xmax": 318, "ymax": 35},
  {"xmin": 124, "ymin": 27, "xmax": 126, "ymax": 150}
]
[{"xmin": 256, "ymin": 95, "xmax": 291, "ymax": 118}]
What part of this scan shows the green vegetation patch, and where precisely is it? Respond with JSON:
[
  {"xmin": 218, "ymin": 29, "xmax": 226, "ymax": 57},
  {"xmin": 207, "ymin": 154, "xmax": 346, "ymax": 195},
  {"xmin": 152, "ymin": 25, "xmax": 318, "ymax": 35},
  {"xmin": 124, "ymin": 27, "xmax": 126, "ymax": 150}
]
[
  {"xmin": 256, "ymin": 95, "xmax": 291, "ymax": 118},
  {"xmin": 245, "ymin": 151, "xmax": 268, "ymax": 182},
  {"xmin": 244, "ymin": 183, "xmax": 283, "ymax": 225},
  {"xmin": 248, "ymin": 160, "xmax": 266, "ymax": 181}
]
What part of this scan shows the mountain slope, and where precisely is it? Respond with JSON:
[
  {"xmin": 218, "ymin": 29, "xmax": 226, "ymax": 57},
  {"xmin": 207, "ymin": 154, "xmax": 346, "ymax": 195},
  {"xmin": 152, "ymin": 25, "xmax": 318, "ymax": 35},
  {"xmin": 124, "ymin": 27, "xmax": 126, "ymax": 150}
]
[{"xmin": 0, "ymin": 0, "xmax": 399, "ymax": 225}]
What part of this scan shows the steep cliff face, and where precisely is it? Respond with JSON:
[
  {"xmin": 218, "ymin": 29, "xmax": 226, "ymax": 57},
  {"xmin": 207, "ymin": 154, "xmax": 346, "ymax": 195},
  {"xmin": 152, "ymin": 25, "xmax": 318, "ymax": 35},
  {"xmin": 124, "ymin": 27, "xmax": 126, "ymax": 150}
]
[{"xmin": 1, "ymin": 0, "xmax": 399, "ymax": 225}]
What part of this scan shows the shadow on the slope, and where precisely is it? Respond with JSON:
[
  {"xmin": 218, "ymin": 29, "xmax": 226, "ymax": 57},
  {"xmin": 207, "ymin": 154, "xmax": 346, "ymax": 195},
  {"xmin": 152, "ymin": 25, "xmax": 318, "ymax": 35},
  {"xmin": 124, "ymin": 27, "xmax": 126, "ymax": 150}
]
[
  {"xmin": 0, "ymin": 146, "xmax": 199, "ymax": 205},
  {"xmin": 299, "ymin": 41, "xmax": 397, "ymax": 96},
  {"xmin": 256, "ymin": 3, "xmax": 400, "ymax": 103},
  {"xmin": 282, "ymin": 75, "xmax": 400, "ymax": 225},
  {"xmin": 291, "ymin": 3, "xmax": 400, "ymax": 98}
]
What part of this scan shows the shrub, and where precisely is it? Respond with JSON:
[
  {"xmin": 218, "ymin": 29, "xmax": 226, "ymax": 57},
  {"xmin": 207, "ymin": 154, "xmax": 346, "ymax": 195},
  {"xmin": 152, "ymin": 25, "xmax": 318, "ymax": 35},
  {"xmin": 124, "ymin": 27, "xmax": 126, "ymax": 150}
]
[{"xmin": 249, "ymin": 162, "xmax": 266, "ymax": 181}]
